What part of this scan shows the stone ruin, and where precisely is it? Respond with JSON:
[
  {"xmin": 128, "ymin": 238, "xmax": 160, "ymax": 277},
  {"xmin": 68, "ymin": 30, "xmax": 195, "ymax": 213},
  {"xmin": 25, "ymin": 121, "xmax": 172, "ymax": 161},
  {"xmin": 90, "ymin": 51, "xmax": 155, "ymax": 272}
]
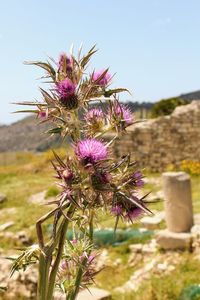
[
  {"xmin": 156, "ymin": 172, "xmax": 194, "ymax": 250},
  {"xmin": 113, "ymin": 100, "xmax": 200, "ymax": 172}
]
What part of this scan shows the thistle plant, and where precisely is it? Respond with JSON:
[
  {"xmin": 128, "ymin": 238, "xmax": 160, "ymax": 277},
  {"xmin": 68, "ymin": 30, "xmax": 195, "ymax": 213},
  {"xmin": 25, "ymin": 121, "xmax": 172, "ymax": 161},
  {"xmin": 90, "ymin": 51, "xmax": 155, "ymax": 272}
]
[{"xmin": 13, "ymin": 45, "xmax": 152, "ymax": 300}]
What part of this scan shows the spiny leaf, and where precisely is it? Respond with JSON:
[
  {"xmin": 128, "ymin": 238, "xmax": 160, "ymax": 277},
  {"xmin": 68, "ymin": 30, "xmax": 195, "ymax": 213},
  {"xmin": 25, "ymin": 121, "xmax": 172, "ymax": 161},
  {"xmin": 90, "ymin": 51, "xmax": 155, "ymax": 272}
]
[
  {"xmin": 80, "ymin": 45, "xmax": 97, "ymax": 69},
  {"xmin": 104, "ymin": 88, "xmax": 131, "ymax": 97},
  {"xmin": 13, "ymin": 109, "xmax": 39, "ymax": 114},
  {"xmin": 52, "ymin": 149, "xmax": 66, "ymax": 168},
  {"xmin": 24, "ymin": 61, "xmax": 56, "ymax": 78},
  {"xmin": 12, "ymin": 101, "xmax": 47, "ymax": 106},
  {"xmin": 46, "ymin": 127, "xmax": 63, "ymax": 134}
]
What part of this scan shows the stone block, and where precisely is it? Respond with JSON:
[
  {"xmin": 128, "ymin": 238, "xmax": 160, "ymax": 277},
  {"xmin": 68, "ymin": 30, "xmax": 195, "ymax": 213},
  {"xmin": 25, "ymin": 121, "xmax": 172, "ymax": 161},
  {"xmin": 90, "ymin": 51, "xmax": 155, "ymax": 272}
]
[
  {"xmin": 77, "ymin": 288, "xmax": 111, "ymax": 300},
  {"xmin": 156, "ymin": 230, "xmax": 192, "ymax": 250},
  {"xmin": 0, "ymin": 194, "xmax": 7, "ymax": 204},
  {"xmin": 141, "ymin": 216, "xmax": 162, "ymax": 230},
  {"xmin": 163, "ymin": 172, "xmax": 193, "ymax": 232},
  {"xmin": 0, "ymin": 221, "xmax": 15, "ymax": 231}
]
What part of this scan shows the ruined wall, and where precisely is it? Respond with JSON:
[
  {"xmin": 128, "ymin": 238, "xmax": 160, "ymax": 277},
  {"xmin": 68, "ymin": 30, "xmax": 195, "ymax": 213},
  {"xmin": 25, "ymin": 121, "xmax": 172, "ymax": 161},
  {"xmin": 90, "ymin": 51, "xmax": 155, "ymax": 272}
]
[{"xmin": 114, "ymin": 101, "xmax": 200, "ymax": 172}]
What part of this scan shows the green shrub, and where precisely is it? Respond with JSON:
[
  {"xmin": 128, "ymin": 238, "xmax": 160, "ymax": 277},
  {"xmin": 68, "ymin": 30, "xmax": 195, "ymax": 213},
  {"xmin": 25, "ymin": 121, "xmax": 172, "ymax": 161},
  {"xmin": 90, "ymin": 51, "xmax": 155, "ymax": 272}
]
[
  {"xmin": 45, "ymin": 186, "xmax": 60, "ymax": 198},
  {"xmin": 151, "ymin": 97, "xmax": 189, "ymax": 118}
]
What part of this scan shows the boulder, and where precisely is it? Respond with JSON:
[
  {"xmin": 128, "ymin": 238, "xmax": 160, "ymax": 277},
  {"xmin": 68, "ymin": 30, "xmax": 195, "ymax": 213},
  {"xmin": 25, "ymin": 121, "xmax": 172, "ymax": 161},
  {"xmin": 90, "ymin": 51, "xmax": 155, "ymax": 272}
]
[
  {"xmin": 0, "ymin": 193, "xmax": 7, "ymax": 204},
  {"xmin": 141, "ymin": 216, "xmax": 162, "ymax": 230},
  {"xmin": 77, "ymin": 288, "xmax": 111, "ymax": 300},
  {"xmin": 156, "ymin": 230, "xmax": 192, "ymax": 250},
  {"xmin": 0, "ymin": 221, "xmax": 15, "ymax": 231}
]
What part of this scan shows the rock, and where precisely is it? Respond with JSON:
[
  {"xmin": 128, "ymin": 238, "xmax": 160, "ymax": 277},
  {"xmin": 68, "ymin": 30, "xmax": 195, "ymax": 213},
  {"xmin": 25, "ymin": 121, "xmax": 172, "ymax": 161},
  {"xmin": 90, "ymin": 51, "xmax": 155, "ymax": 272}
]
[
  {"xmin": 142, "ymin": 239, "xmax": 157, "ymax": 254},
  {"xmin": 28, "ymin": 190, "xmax": 56, "ymax": 206},
  {"xmin": 28, "ymin": 191, "xmax": 46, "ymax": 205},
  {"xmin": 0, "ymin": 193, "xmax": 7, "ymax": 204},
  {"xmin": 0, "ymin": 207, "xmax": 17, "ymax": 218},
  {"xmin": 194, "ymin": 214, "xmax": 200, "ymax": 225},
  {"xmin": 129, "ymin": 244, "xmax": 143, "ymax": 253},
  {"xmin": 141, "ymin": 216, "xmax": 162, "ymax": 230},
  {"xmin": 77, "ymin": 287, "xmax": 111, "ymax": 300},
  {"xmin": 163, "ymin": 172, "xmax": 193, "ymax": 232},
  {"xmin": 0, "ymin": 230, "xmax": 32, "ymax": 246},
  {"xmin": 156, "ymin": 230, "xmax": 192, "ymax": 250},
  {"xmin": 96, "ymin": 249, "xmax": 110, "ymax": 270},
  {"xmin": 16, "ymin": 231, "xmax": 32, "ymax": 246},
  {"xmin": 191, "ymin": 224, "xmax": 200, "ymax": 235},
  {"xmin": 0, "ymin": 221, "xmax": 15, "ymax": 231}
]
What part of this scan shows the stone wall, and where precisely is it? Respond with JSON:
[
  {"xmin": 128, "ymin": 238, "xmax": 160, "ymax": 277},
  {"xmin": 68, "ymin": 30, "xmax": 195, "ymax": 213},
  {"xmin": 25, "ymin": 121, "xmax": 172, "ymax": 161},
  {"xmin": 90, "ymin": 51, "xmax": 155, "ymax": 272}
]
[{"xmin": 114, "ymin": 101, "xmax": 200, "ymax": 172}]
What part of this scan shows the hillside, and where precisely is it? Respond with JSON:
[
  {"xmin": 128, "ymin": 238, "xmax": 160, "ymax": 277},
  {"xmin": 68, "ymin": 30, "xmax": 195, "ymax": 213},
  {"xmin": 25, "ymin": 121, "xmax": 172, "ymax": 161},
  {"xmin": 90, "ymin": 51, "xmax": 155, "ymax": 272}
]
[{"xmin": 0, "ymin": 116, "xmax": 60, "ymax": 152}]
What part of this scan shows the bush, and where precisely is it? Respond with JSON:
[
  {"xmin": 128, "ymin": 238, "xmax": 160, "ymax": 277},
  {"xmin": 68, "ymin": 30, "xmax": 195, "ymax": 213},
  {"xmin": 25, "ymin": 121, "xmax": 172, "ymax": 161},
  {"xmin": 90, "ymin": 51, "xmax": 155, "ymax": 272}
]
[
  {"xmin": 181, "ymin": 160, "xmax": 200, "ymax": 176},
  {"xmin": 151, "ymin": 97, "xmax": 189, "ymax": 118}
]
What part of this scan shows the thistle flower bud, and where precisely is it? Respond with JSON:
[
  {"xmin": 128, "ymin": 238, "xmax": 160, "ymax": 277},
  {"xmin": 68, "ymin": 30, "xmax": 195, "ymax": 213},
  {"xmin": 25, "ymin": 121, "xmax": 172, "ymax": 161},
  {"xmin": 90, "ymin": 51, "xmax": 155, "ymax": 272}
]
[
  {"xmin": 130, "ymin": 171, "xmax": 144, "ymax": 188},
  {"xmin": 62, "ymin": 168, "xmax": 74, "ymax": 184},
  {"xmin": 91, "ymin": 170, "xmax": 111, "ymax": 189},
  {"xmin": 84, "ymin": 108, "xmax": 104, "ymax": 133},
  {"xmin": 38, "ymin": 110, "xmax": 47, "ymax": 118},
  {"xmin": 58, "ymin": 52, "xmax": 73, "ymax": 73},
  {"xmin": 110, "ymin": 205, "xmax": 123, "ymax": 216},
  {"xmin": 92, "ymin": 70, "xmax": 111, "ymax": 86},
  {"xmin": 112, "ymin": 103, "xmax": 133, "ymax": 126}
]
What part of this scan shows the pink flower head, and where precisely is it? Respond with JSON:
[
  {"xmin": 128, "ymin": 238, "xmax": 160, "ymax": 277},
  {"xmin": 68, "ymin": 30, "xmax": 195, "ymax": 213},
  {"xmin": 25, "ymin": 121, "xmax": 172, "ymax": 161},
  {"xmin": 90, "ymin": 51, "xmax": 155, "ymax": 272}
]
[
  {"xmin": 131, "ymin": 171, "xmax": 144, "ymax": 188},
  {"xmin": 58, "ymin": 52, "xmax": 73, "ymax": 72},
  {"xmin": 85, "ymin": 108, "xmax": 104, "ymax": 122},
  {"xmin": 56, "ymin": 79, "xmax": 76, "ymax": 98},
  {"xmin": 92, "ymin": 70, "xmax": 111, "ymax": 86},
  {"xmin": 110, "ymin": 205, "xmax": 123, "ymax": 216},
  {"xmin": 75, "ymin": 138, "xmax": 108, "ymax": 165},
  {"xmin": 125, "ymin": 207, "xmax": 143, "ymax": 221},
  {"xmin": 114, "ymin": 103, "xmax": 133, "ymax": 125},
  {"xmin": 125, "ymin": 196, "xmax": 146, "ymax": 221}
]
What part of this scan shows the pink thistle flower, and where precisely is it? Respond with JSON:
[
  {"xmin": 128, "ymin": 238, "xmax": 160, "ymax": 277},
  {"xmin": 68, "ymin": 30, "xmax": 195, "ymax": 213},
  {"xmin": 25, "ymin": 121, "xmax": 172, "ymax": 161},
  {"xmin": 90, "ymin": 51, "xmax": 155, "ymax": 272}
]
[
  {"xmin": 85, "ymin": 108, "xmax": 104, "ymax": 122},
  {"xmin": 131, "ymin": 171, "xmax": 144, "ymax": 188},
  {"xmin": 75, "ymin": 138, "xmax": 108, "ymax": 165},
  {"xmin": 56, "ymin": 79, "xmax": 76, "ymax": 98},
  {"xmin": 110, "ymin": 205, "xmax": 123, "ymax": 216},
  {"xmin": 92, "ymin": 70, "xmax": 111, "ymax": 86},
  {"xmin": 113, "ymin": 103, "xmax": 133, "ymax": 125},
  {"xmin": 125, "ymin": 207, "xmax": 143, "ymax": 221}
]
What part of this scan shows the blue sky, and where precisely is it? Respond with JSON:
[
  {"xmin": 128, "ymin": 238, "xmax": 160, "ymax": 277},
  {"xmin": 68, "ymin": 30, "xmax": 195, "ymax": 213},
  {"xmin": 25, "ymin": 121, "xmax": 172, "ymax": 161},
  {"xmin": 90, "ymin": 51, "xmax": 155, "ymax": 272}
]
[{"xmin": 0, "ymin": 0, "xmax": 200, "ymax": 124}]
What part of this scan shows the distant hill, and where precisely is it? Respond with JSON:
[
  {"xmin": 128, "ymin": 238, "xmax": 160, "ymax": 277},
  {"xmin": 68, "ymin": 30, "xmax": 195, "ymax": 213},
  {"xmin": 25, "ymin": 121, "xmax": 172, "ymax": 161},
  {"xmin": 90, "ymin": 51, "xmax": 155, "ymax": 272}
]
[
  {"xmin": 0, "ymin": 116, "xmax": 60, "ymax": 152},
  {"xmin": 180, "ymin": 90, "xmax": 200, "ymax": 101}
]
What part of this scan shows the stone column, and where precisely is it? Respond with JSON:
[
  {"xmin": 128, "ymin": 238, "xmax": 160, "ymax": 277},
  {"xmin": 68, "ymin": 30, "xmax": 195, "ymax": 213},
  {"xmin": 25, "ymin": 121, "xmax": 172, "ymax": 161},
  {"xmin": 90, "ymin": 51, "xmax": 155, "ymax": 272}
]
[{"xmin": 163, "ymin": 172, "xmax": 193, "ymax": 232}]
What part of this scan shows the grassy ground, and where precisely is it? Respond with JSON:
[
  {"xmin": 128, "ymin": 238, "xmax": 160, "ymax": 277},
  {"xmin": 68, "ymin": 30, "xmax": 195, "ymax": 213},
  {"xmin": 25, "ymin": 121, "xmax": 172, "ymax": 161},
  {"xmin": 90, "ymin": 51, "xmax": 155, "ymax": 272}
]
[{"xmin": 0, "ymin": 151, "xmax": 200, "ymax": 299}]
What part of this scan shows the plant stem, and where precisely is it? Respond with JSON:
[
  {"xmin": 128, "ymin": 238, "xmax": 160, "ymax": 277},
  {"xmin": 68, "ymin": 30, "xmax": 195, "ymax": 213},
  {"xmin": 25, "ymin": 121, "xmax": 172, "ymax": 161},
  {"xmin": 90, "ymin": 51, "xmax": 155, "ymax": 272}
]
[
  {"xmin": 68, "ymin": 259, "xmax": 87, "ymax": 300},
  {"xmin": 37, "ymin": 252, "xmax": 51, "ymax": 300},
  {"xmin": 47, "ymin": 205, "xmax": 75, "ymax": 300}
]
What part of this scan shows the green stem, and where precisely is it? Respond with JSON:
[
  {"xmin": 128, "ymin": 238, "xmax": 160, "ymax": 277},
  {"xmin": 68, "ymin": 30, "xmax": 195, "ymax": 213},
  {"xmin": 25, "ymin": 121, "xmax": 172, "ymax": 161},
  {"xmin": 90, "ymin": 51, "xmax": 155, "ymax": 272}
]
[
  {"xmin": 37, "ymin": 252, "xmax": 51, "ymax": 300},
  {"xmin": 68, "ymin": 259, "xmax": 87, "ymax": 300},
  {"xmin": 47, "ymin": 205, "xmax": 75, "ymax": 300}
]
